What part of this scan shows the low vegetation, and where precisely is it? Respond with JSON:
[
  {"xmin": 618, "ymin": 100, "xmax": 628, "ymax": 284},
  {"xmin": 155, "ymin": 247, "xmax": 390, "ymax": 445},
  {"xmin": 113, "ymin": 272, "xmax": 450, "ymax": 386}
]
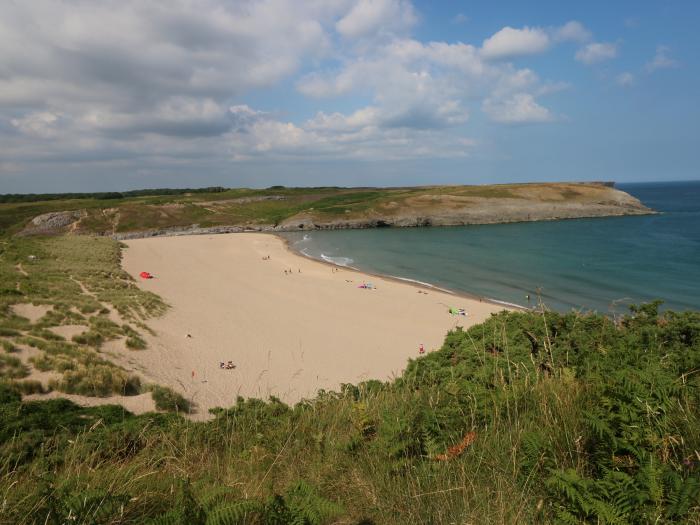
[
  {"xmin": 1, "ymin": 302, "xmax": 698, "ymax": 523},
  {"xmin": 0, "ymin": 186, "xmax": 227, "ymax": 204},
  {"xmin": 148, "ymin": 384, "xmax": 192, "ymax": 413},
  {"xmin": 0, "ymin": 235, "xmax": 165, "ymax": 400}
]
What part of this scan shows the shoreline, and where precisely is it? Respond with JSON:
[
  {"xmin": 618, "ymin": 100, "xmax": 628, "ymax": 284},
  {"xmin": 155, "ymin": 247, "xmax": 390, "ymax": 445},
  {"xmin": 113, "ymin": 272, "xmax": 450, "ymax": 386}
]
[
  {"xmin": 274, "ymin": 232, "xmax": 529, "ymax": 312},
  {"xmin": 118, "ymin": 232, "xmax": 510, "ymax": 419},
  {"xmin": 108, "ymin": 209, "xmax": 657, "ymax": 241}
]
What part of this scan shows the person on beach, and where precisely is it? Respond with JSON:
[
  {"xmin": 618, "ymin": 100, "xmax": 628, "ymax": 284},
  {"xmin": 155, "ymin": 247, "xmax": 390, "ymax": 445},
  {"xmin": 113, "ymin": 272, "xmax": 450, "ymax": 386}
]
[{"xmin": 419, "ymin": 343, "xmax": 425, "ymax": 355}]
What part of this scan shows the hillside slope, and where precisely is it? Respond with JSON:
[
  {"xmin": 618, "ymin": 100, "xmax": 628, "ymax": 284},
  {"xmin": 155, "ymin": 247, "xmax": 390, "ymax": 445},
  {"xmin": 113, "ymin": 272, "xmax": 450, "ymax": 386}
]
[{"xmin": 3, "ymin": 182, "xmax": 653, "ymax": 237}]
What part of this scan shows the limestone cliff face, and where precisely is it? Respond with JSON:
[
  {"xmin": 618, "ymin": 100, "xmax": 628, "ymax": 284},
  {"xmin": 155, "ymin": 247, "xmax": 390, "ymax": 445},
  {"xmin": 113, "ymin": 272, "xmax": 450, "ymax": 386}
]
[{"xmin": 276, "ymin": 184, "xmax": 653, "ymax": 230}]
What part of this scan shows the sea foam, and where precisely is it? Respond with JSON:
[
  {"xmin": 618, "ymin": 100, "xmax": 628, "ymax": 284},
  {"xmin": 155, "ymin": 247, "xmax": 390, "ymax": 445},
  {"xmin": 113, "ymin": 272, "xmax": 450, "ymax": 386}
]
[{"xmin": 321, "ymin": 254, "xmax": 354, "ymax": 267}]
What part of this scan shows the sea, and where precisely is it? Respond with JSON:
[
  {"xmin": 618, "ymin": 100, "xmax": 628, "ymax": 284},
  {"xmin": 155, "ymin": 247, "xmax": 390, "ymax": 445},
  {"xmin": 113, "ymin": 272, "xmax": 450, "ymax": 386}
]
[{"xmin": 281, "ymin": 181, "xmax": 700, "ymax": 314}]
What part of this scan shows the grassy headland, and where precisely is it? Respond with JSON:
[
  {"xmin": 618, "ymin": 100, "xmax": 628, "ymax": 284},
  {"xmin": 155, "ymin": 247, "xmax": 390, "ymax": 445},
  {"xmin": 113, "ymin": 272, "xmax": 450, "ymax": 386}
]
[{"xmin": 0, "ymin": 182, "xmax": 652, "ymax": 237}]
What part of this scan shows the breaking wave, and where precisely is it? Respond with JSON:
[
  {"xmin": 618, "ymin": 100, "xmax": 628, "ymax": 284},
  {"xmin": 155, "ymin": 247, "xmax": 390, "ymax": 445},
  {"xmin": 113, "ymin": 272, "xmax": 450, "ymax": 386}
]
[{"xmin": 321, "ymin": 254, "xmax": 354, "ymax": 267}]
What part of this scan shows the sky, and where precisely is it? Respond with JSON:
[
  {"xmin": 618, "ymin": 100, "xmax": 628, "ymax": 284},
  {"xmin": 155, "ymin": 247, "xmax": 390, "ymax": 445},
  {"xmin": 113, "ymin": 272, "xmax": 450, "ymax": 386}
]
[{"xmin": 1, "ymin": 0, "xmax": 698, "ymax": 193}]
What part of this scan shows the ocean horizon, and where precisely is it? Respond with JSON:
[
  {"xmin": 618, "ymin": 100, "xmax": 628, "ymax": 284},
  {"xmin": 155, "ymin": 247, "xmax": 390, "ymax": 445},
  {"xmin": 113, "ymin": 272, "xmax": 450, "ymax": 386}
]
[{"xmin": 282, "ymin": 180, "xmax": 700, "ymax": 314}]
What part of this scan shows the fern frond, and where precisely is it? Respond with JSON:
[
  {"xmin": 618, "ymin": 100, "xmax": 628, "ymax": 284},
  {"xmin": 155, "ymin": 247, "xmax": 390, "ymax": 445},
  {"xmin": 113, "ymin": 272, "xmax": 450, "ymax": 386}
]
[{"xmin": 204, "ymin": 500, "xmax": 264, "ymax": 525}]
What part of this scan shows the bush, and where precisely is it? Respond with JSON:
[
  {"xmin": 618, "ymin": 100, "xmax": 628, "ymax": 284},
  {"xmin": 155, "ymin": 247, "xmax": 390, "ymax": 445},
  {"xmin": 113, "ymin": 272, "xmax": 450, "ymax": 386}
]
[
  {"xmin": 149, "ymin": 385, "xmax": 191, "ymax": 413},
  {"xmin": 123, "ymin": 324, "xmax": 147, "ymax": 349},
  {"xmin": 49, "ymin": 365, "xmax": 141, "ymax": 397},
  {"xmin": 0, "ymin": 353, "xmax": 29, "ymax": 379},
  {"xmin": 72, "ymin": 331, "xmax": 104, "ymax": 347},
  {"xmin": 12, "ymin": 379, "xmax": 46, "ymax": 394},
  {"xmin": 1, "ymin": 339, "xmax": 18, "ymax": 353},
  {"xmin": 125, "ymin": 336, "xmax": 146, "ymax": 350}
]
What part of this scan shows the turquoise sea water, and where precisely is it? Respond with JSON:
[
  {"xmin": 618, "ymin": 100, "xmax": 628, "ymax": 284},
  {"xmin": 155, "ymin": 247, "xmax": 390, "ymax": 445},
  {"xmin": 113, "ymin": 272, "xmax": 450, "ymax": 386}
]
[{"xmin": 282, "ymin": 181, "xmax": 700, "ymax": 313}]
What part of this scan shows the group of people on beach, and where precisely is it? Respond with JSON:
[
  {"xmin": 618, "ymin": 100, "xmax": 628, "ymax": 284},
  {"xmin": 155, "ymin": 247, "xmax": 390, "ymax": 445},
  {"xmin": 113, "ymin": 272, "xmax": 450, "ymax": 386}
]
[
  {"xmin": 284, "ymin": 269, "xmax": 300, "ymax": 274},
  {"xmin": 219, "ymin": 361, "xmax": 236, "ymax": 370}
]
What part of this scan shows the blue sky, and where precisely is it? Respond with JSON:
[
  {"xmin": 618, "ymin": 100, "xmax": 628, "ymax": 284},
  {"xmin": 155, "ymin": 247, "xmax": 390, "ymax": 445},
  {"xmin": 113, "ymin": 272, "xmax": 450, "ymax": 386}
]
[{"xmin": 0, "ymin": 0, "xmax": 697, "ymax": 192}]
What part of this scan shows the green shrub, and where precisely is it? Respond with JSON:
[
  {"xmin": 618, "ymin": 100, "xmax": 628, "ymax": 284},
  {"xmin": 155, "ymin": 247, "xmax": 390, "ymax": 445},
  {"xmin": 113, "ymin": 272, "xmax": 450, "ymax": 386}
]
[
  {"xmin": 72, "ymin": 331, "xmax": 104, "ymax": 347},
  {"xmin": 1, "ymin": 339, "xmax": 18, "ymax": 353},
  {"xmin": 125, "ymin": 336, "xmax": 146, "ymax": 350},
  {"xmin": 12, "ymin": 379, "xmax": 46, "ymax": 394},
  {"xmin": 123, "ymin": 324, "xmax": 147, "ymax": 349},
  {"xmin": 0, "ymin": 353, "xmax": 29, "ymax": 379},
  {"xmin": 149, "ymin": 385, "xmax": 191, "ymax": 413},
  {"xmin": 146, "ymin": 479, "xmax": 342, "ymax": 525},
  {"xmin": 49, "ymin": 365, "xmax": 141, "ymax": 397}
]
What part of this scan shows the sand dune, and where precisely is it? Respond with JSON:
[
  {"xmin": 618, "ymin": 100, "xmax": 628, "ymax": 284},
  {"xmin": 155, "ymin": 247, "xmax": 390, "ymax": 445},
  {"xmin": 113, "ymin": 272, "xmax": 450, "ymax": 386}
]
[{"xmin": 120, "ymin": 233, "xmax": 507, "ymax": 419}]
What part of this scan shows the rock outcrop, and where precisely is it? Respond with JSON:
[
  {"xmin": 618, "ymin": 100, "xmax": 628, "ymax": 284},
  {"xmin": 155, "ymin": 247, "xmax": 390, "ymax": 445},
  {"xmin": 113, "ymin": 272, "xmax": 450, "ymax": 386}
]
[{"xmin": 18, "ymin": 210, "xmax": 86, "ymax": 236}]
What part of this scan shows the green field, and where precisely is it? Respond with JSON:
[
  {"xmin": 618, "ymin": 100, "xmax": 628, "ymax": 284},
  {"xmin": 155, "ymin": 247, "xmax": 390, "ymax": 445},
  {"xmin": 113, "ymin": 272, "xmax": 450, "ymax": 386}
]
[{"xmin": 1, "ymin": 232, "xmax": 699, "ymax": 523}]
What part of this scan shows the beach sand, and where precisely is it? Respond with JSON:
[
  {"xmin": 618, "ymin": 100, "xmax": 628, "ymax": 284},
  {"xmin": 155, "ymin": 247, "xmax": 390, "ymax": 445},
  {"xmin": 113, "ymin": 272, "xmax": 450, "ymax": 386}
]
[{"xmin": 120, "ymin": 233, "xmax": 507, "ymax": 419}]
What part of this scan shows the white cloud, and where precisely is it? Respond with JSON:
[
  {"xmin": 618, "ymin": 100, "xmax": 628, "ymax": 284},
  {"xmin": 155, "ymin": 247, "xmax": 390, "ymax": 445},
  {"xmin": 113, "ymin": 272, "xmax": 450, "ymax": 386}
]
[
  {"xmin": 616, "ymin": 72, "xmax": 635, "ymax": 87},
  {"xmin": 0, "ymin": 1, "xmax": 576, "ymax": 187},
  {"xmin": 297, "ymin": 36, "xmax": 556, "ymax": 126},
  {"xmin": 85, "ymin": 98, "xmax": 234, "ymax": 137},
  {"xmin": 227, "ymin": 104, "xmax": 473, "ymax": 161},
  {"xmin": 482, "ymin": 93, "xmax": 554, "ymax": 124},
  {"xmin": 336, "ymin": 0, "xmax": 417, "ymax": 39},
  {"xmin": 575, "ymin": 42, "xmax": 618, "ymax": 65},
  {"xmin": 554, "ymin": 21, "xmax": 592, "ymax": 43},
  {"xmin": 11, "ymin": 112, "xmax": 62, "ymax": 138},
  {"xmin": 481, "ymin": 26, "xmax": 550, "ymax": 60},
  {"xmin": 645, "ymin": 45, "xmax": 679, "ymax": 73},
  {"xmin": 0, "ymin": 1, "xmax": 339, "ymax": 117}
]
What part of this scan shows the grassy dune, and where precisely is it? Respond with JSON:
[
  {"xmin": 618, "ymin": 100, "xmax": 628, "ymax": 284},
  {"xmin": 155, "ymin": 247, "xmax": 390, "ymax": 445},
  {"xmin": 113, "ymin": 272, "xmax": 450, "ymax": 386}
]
[
  {"xmin": 0, "ymin": 236, "xmax": 173, "ymax": 399},
  {"xmin": 1, "ymin": 234, "xmax": 699, "ymax": 523}
]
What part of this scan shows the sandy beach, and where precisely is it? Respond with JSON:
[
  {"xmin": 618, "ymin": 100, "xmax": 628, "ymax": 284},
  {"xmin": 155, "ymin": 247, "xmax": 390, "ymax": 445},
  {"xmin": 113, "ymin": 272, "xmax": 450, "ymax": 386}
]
[{"xmin": 119, "ymin": 233, "xmax": 507, "ymax": 419}]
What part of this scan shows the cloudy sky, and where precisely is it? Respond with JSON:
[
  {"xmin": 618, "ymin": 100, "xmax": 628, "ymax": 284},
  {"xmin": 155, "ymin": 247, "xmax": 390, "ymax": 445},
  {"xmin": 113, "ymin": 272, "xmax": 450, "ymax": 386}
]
[{"xmin": 1, "ymin": 0, "xmax": 697, "ymax": 192}]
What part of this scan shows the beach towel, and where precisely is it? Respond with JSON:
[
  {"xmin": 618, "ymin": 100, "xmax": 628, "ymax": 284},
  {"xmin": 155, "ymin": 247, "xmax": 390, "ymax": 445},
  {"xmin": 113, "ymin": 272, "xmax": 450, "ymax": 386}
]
[{"xmin": 139, "ymin": 271, "xmax": 153, "ymax": 279}]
